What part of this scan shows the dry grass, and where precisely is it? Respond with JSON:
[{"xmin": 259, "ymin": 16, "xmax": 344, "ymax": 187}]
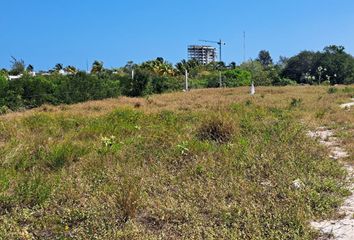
[
  {"xmin": 0, "ymin": 85, "xmax": 353, "ymax": 239},
  {"xmin": 2, "ymin": 85, "xmax": 352, "ymax": 115},
  {"xmin": 3, "ymin": 85, "xmax": 352, "ymax": 157}
]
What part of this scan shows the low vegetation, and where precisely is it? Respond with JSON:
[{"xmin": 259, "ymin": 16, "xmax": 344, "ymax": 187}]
[{"xmin": 0, "ymin": 85, "xmax": 352, "ymax": 239}]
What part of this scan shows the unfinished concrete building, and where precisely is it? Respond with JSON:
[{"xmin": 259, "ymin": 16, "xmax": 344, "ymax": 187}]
[{"xmin": 188, "ymin": 45, "xmax": 217, "ymax": 65}]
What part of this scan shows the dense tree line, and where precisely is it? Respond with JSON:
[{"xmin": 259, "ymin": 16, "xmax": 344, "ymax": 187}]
[
  {"xmin": 281, "ymin": 45, "xmax": 354, "ymax": 84},
  {"xmin": 1, "ymin": 45, "xmax": 353, "ymax": 113},
  {"xmin": 0, "ymin": 72, "xmax": 121, "ymax": 112}
]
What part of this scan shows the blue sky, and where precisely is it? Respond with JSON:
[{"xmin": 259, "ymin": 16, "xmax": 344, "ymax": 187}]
[{"xmin": 1, "ymin": 0, "xmax": 354, "ymax": 70}]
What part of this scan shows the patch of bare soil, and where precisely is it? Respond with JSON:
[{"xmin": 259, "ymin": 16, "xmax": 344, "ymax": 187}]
[
  {"xmin": 340, "ymin": 99, "xmax": 354, "ymax": 109},
  {"xmin": 309, "ymin": 127, "xmax": 354, "ymax": 240}
]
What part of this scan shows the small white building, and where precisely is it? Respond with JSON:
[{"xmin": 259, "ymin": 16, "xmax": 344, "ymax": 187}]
[
  {"xmin": 8, "ymin": 74, "xmax": 23, "ymax": 80},
  {"xmin": 8, "ymin": 71, "xmax": 36, "ymax": 80}
]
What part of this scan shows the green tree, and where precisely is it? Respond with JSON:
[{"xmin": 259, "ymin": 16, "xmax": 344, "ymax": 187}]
[
  {"xmin": 240, "ymin": 60, "xmax": 272, "ymax": 86},
  {"xmin": 9, "ymin": 57, "xmax": 25, "ymax": 75},
  {"xmin": 318, "ymin": 45, "xmax": 354, "ymax": 84},
  {"xmin": 257, "ymin": 50, "xmax": 273, "ymax": 67},
  {"xmin": 54, "ymin": 63, "xmax": 63, "ymax": 72},
  {"xmin": 26, "ymin": 64, "xmax": 34, "ymax": 72},
  {"xmin": 0, "ymin": 73, "xmax": 9, "ymax": 106},
  {"xmin": 121, "ymin": 69, "xmax": 151, "ymax": 97},
  {"xmin": 222, "ymin": 68, "xmax": 251, "ymax": 87},
  {"xmin": 64, "ymin": 65, "xmax": 78, "ymax": 74},
  {"xmin": 276, "ymin": 56, "xmax": 289, "ymax": 71},
  {"xmin": 123, "ymin": 61, "xmax": 138, "ymax": 73},
  {"xmin": 175, "ymin": 59, "xmax": 201, "ymax": 76},
  {"xmin": 141, "ymin": 58, "xmax": 175, "ymax": 76},
  {"xmin": 91, "ymin": 61, "xmax": 104, "ymax": 74},
  {"xmin": 228, "ymin": 62, "xmax": 237, "ymax": 69},
  {"xmin": 281, "ymin": 51, "xmax": 321, "ymax": 84},
  {"xmin": 282, "ymin": 46, "xmax": 354, "ymax": 84}
]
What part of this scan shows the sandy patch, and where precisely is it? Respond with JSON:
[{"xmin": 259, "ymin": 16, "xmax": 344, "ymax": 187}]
[{"xmin": 309, "ymin": 128, "xmax": 353, "ymax": 240}]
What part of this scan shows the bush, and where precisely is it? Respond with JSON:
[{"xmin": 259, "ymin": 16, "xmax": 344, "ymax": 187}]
[
  {"xmin": 0, "ymin": 106, "xmax": 11, "ymax": 115},
  {"xmin": 290, "ymin": 98, "xmax": 302, "ymax": 108},
  {"xmin": 0, "ymin": 72, "xmax": 121, "ymax": 111},
  {"xmin": 223, "ymin": 68, "xmax": 252, "ymax": 87},
  {"xmin": 322, "ymin": 80, "xmax": 331, "ymax": 86},
  {"xmin": 272, "ymin": 77, "xmax": 297, "ymax": 86},
  {"xmin": 327, "ymin": 87, "xmax": 338, "ymax": 94},
  {"xmin": 240, "ymin": 61, "xmax": 273, "ymax": 86},
  {"xmin": 205, "ymin": 73, "xmax": 222, "ymax": 88},
  {"xmin": 197, "ymin": 116, "xmax": 234, "ymax": 143},
  {"xmin": 121, "ymin": 69, "xmax": 151, "ymax": 97}
]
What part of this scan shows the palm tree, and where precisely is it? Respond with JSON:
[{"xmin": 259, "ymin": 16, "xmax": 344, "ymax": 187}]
[
  {"xmin": 26, "ymin": 64, "xmax": 34, "ymax": 72},
  {"xmin": 64, "ymin": 65, "xmax": 78, "ymax": 74},
  {"xmin": 175, "ymin": 59, "xmax": 201, "ymax": 75},
  {"xmin": 229, "ymin": 62, "xmax": 236, "ymax": 69},
  {"xmin": 54, "ymin": 63, "xmax": 63, "ymax": 72},
  {"xmin": 141, "ymin": 58, "xmax": 175, "ymax": 76},
  {"xmin": 175, "ymin": 60, "xmax": 188, "ymax": 74},
  {"xmin": 91, "ymin": 61, "xmax": 104, "ymax": 74},
  {"xmin": 9, "ymin": 56, "xmax": 25, "ymax": 75}
]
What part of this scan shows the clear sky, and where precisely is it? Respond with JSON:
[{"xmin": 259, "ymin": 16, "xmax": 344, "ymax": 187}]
[{"xmin": 1, "ymin": 0, "xmax": 354, "ymax": 71}]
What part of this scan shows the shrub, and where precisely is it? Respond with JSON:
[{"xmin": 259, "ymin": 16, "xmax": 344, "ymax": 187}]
[
  {"xmin": 0, "ymin": 106, "xmax": 11, "ymax": 115},
  {"xmin": 204, "ymin": 73, "xmax": 221, "ymax": 88},
  {"xmin": 0, "ymin": 74, "xmax": 8, "ymax": 105},
  {"xmin": 222, "ymin": 68, "xmax": 252, "ymax": 87},
  {"xmin": 197, "ymin": 116, "xmax": 234, "ymax": 143},
  {"xmin": 240, "ymin": 60, "xmax": 273, "ymax": 86},
  {"xmin": 0, "ymin": 72, "xmax": 121, "ymax": 111},
  {"xmin": 272, "ymin": 77, "xmax": 297, "ymax": 86},
  {"xmin": 121, "ymin": 69, "xmax": 151, "ymax": 97},
  {"xmin": 327, "ymin": 87, "xmax": 338, "ymax": 94},
  {"xmin": 204, "ymin": 69, "xmax": 252, "ymax": 88},
  {"xmin": 322, "ymin": 80, "xmax": 331, "ymax": 86},
  {"xmin": 290, "ymin": 98, "xmax": 302, "ymax": 108}
]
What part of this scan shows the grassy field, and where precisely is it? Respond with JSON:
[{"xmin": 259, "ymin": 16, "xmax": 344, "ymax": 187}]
[{"xmin": 0, "ymin": 85, "xmax": 353, "ymax": 239}]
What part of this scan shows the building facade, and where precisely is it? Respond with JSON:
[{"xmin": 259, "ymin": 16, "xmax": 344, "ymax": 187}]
[{"xmin": 188, "ymin": 45, "xmax": 217, "ymax": 65}]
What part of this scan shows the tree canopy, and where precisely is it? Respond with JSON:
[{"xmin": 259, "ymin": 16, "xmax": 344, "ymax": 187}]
[
  {"xmin": 281, "ymin": 46, "xmax": 354, "ymax": 84},
  {"xmin": 257, "ymin": 50, "xmax": 273, "ymax": 67}
]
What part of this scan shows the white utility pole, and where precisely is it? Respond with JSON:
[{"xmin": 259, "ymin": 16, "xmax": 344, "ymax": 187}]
[
  {"xmin": 250, "ymin": 81, "xmax": 255, "ymax": 95},
  {"xmin": 131, "ymin": 69, "xmax": 135, "ymax": 80},
  {"xmin": 185, "ymin": 69, "xmax": 189, "ymax": 91},
  {"xmin": 219, "ymin": 72, "xmax": 222, "ymax": 88}
]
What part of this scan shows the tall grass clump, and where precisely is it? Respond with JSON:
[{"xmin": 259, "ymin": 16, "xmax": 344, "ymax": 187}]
[
  {"xmin": 45, "ymin": 143, "xmax": 87, "ymax": 171},
  {"xmin": 15, "ymin": 174, "xmax": 52, "ymax": 207},
  {"xmin": 197, "ymin": 114, "xmax": 235, "ymax": 143},
  {"xmin": 116, "ymin": 172, "xmax": 142, "ymax": 223}
]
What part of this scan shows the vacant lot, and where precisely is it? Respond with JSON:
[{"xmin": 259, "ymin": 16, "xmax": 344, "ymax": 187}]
[{"xmin": 0, "ymin": 85, "xmax": 353, "ymax": 239}]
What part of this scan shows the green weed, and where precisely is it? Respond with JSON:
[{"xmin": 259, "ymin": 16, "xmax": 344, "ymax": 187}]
[
  {"xmin": 290, "ymin": 98, "xmax": 303, "ymax": 108},
  {"xmin": 327, "ymin": 87, "xmax": 338, "ymax": 94}
]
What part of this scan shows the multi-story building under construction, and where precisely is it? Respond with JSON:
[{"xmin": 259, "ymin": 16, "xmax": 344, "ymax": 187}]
[{"xmin": 188, "ymin": 45, "xmax": 217, "ymax": 65}]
